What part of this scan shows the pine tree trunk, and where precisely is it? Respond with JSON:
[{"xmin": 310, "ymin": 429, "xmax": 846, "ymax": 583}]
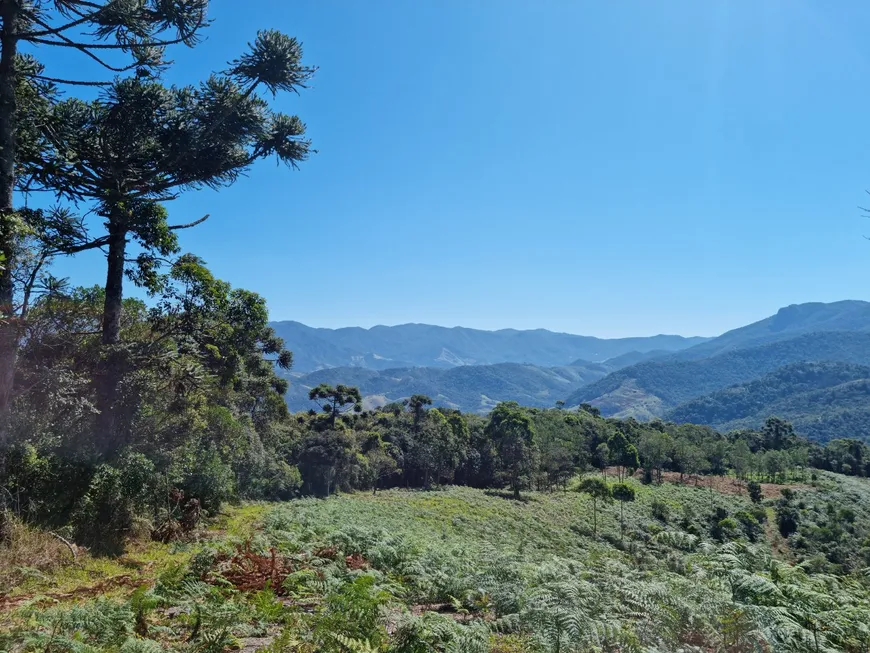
[
  {"xmin": 95, "ymin": 222, "xmax": 127, "ymax": 453},
  {"xmin": 620, "ymin": 502, "xmax": 624, "ymax": 544},
  {"xmin": 0, "ymin": 4, "xmax": 19, "ymax": 448},
  {"xmin": 101, "ymin": 222, "xmax": 127, "ymax": 346},
  {"xmin": 592, "ymin": 499, "xmax": 597, "ymax": 536}
]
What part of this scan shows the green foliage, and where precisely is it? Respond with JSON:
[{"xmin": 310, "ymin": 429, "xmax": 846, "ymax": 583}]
[
  {"xmin": 775, "ymin": 490, "xmax": 800, "ymax": 538},
  {"xmin": 485, "ymin": 402, "xmax": 537, "ymax": 499},
  {"xmin": 650, "ymin": 498, "xmax": 670, "ymax": 522},
  {"xmin": 71, "ymin": 452, "xmax": 156, "ymax": 554},
  {"xmin": 19, "ymin": 599, "xmax": 135, "ymax": 651},
  {"xmin": 315, "ymin": 575, "xmax": 390, "ymax": 652},
  {"xmin": 577, "ymin": 476, "xmax": 611, "ymax": 536},
  {"xmin": 747, "ymin": 480, "xmax": 763, "ymax": 503},
  {"xmin": 309, "ymin": 384, "xmax": 363, "ymax": 428}
]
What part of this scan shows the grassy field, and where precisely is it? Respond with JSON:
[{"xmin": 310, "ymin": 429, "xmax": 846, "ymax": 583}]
[{"xmin": 3, "ymin": 474, "xmax": 870, "ymax": 652}]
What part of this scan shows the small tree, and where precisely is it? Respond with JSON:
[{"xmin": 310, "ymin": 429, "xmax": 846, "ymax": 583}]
[
  {"xmin": 610, "ymin": 431, "xmax": 640, "ymax": 481},
  {"xmin": 775, "ymin": 488, "xmax": 799, "ymax": 537},
  {"xmin": 594, "ymin": 442, "xmax": 610, "ymax": 479},
  {"xmin": 579, "ymin": 403, "xmax": 601, "ymax": 417},
  {"xmin": 747, "ymin": 480, "xmax": 763, "ymax": 504},
  {"xmin": 366, "ymin": 446, "xmax": 399, "ymax": 495},
  {"xmin": 762, "ymin": 416, "xmax": 796, "ymax": 451},
  {"xmin": 729, "ymin": 439, "xmax": 753, "ymax": 481},
  {"xmin": 297, "ymin": 430, "xmax": 354, "ymax": 497},
  {"xmin": 577, "ymin": 476, "xmax": 611, "ymax": 537},
  {"xmin": 308, "ymin": 384, "xmax": 362, "ymax": 429},
  {"xmin": 611, "ymin": 482, "xmax": 636, "ymax": 544},
  {"xmin": 638, "ymin": 431, "xmax": 670, "ymax": 483},
  {"xmin": 673, "ymin": 440, "xmax": 706, "ymax": 483}
]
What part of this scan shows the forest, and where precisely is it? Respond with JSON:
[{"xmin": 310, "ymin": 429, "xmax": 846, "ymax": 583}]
[{"xmin": 4, "ymin": 2, "xmax": 870, "ymax": 653}]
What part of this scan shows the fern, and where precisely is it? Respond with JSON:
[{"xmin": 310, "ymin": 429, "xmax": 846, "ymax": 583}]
[{"xmin": 330, "ymin": 633, "xmax": 380, "ymax": 653}]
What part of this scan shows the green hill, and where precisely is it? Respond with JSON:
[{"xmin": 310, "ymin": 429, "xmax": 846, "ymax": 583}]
[
  {"xmin": 8, "ymin": 476, "xmax": 870, "ymax": 652},
  {"xmin": 666, "ymin": 364, "xmax": 870, "ymax": 442},
  {"xmin": 666, "ymin": 361, "xmax": 870, "ymax": 440},
  {"xmin": 565, "ymin": 331, "xmax": 870, "ymax": 418}
]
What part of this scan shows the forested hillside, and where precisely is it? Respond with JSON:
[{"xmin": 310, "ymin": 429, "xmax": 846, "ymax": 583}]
[
  {"xmin": 8, "ymin": 403, "xmax": 870, "ymax": 651},
  {"xmin": 567, "ymin": 331, "xmax": 870, "ymax": 419},
  {"xmin": 282, "ymin": 361, "xmax": 611, "ymax": 413},
  {"xmin": 666, "ymin": 362, "xmax": 870, "ymax": 440}
]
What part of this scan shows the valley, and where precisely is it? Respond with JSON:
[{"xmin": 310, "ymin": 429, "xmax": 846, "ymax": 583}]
[{"xmin": 278, "ymin": 301, "xmax": 870, "ymax": 443}]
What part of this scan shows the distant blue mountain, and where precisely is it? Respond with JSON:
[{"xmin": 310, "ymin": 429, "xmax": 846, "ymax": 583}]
[{"xmin": 270, "ymin": 321, "xmax": 709, "ymax": 373}]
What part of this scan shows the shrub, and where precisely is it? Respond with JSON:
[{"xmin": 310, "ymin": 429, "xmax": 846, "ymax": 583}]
[
  {"xmin": 314, "ymin": 575, "xmax": 391, "ymax": 651},
  {"xmin": 775, "ymin": 495, "xmax": 800, "ymax": 538},
  {"xmin": 651, "ymin": 498, "xmax": 670, "ymax": 523},
  {"xmin": 747, "ymin": 481, "xmax": 762, "ymax": 504},
  {"xmin": 174, "ymin": 447, "xmax": 235, "ymax": 511},
  {"xmin": 71, "ymin": 452, "xmax": 157, "ymax": 554},
  {"xmin": 734, "ymin": 510, "xmax": 762, "ymax": 541}
]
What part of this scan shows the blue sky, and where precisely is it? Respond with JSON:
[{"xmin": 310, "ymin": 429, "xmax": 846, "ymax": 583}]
[{"xmin": 31, "ymin": 1, "xmax": 870, "ymax": 337}]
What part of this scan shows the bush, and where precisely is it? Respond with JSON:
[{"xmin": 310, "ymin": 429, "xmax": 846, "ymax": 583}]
[
  {"xmin": 174, "ymin": 447, "xmax": 235, "ymax": 511},
  {"xmin": 2, "ymin": 444, "xmax": 94, "ymax": 525},
  {"xmin": 71, "ymin": 452, "xmax": 157, "ymax": 555},
  {"xmin": 747, "ymin": 481, "xmax": 762, "ymax": 504},
  {"xmin": 248, "ymin": 460, "xmax": 303, "ymax": 501},
  {"xmin": 651, "ymin": 499, "xmax": 670, "ymax": 523},
  {"xmin": 775, "ymin": 495, "xmax": 800, "ymax": 538},
  {"xmin": 734, "ymin": 510, "xmax": 762, "ymax": 541}
]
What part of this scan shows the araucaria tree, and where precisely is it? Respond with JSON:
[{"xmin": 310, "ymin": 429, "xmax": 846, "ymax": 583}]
[
  {"xmin": 485, "ymin": 401, "xmax": 536, "ymax": 499},
  {"xmin": 308, "ymin": 384, "xmax": 362, "ymax": 429},
  {"xmin": 18, "ymin": 30, "xmax": 314, "ymax": 452},
  {"xmin": 611, "ymin": 482, "xmax": 635, "ymax": 544},
  {"xmin": 406, "ymin": 393, "xmax": 432, "ymax": 433},
  {"xmin": 0, "ymin": 0, "xmax": 211, "ymax": 444},
  {"xmin": 578, "ymin": 476, "xmax": 611, "ymax": 537}
]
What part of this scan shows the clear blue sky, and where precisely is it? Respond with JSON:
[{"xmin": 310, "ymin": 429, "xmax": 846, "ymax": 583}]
[{"xmin": 33, "ymin": 1, "xmax": 870, "ymax": 337}]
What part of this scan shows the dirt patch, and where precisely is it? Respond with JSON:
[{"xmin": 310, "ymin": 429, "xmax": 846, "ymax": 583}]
[
  {"xmin": 601, "ymin": 467, "xmax": 812, "ymax": 499},
  {"xmin": 0, "ymin": 574, "xmax": 146, "ymax": 612},
  {"xmin": 657, "ymin": 471, "xmax": 812, "ymax": 499}
]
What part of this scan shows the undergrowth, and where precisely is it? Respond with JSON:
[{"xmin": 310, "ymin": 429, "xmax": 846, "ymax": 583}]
[{"xmin": 3, "ymin": 477, "xmax": 870, "ymax": 652}]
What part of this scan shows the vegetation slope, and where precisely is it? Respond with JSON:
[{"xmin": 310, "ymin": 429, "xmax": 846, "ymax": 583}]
[
  {"xmin": 666, "ymin": 361, "xmax": 870, "ymax": 441},
  {"xmin": 5, "ymin": 472, "xmax": 870, "ymax": 652},
  {"xmin": 282, "ymin": 362, "xmax": 611, "ymax": 413},
  {"xmin": 566, "ymin": 331, "xmax": 870, "ymax": 420}
]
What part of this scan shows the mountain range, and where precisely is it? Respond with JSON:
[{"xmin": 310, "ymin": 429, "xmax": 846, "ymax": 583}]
[
  {"xmin": 270, "ymin": 321, "xmax": 709, "ymax": 372},
  {"xmin": 275, "ymin": 300, "xmax": 870, "ymax": 441}
]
